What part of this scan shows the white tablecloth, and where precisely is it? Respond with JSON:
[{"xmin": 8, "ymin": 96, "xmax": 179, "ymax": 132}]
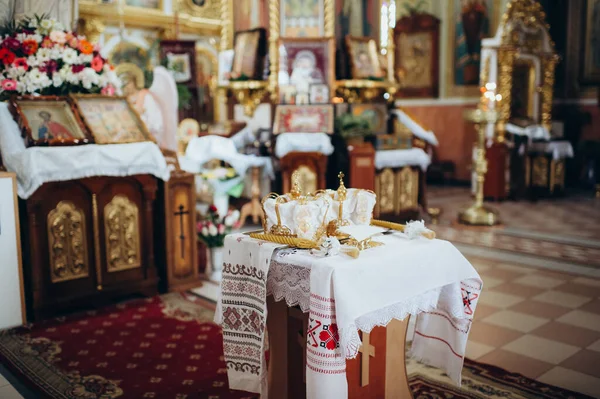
[
  {"xmin": 216, "ymin": 233, "xmax": 482, "ymax": 399},
  {"xmin": 375, "ymin": 148, "xmax": 431, "ymax": 171},
  {"xmin": 274, "ymin": 132, "xmax": 334, "ymax": 158},
  {"xmin": 506, "ymin": 123, "xmax": 551, "ymax": 141},
  {"xmin": 391, "ymin": 109, "xmax": 439, "ymax": 146},
  {"xmin": 0, "ymin": 103, "xmax": 170, "ymax": 199},
  {"xmin": 528, "ymin": 141, "xmax": 574, "ymax": 160}
]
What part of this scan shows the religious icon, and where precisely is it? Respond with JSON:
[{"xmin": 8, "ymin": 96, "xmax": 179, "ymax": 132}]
[
  {"xmin": 583, "ymin": 0, "xmax": 600, "ymax": 82},
  {"xmin": 70, "ymin": 95, "xmax": 154, "ymax": 144},
  {"xmin": 309, "ymin": 84, "xmax": 329, "ymax": 104},
  {"xmin": 273, "ymin": 105, "xmax": 334, "ymax": 134},
  {"xmin": 281, "ymin": 0, "xmax": 324, "ymax": 37},
  {"xmin": 346, "ymin": 37, "xmax": 383, "ymax": 79},
  {"xmin": 231, "ymin": 29, "xmax": 267, "ymax": 80},
  {"xmin": 454, "ymin": 0, "xmax": 490, "ymax": 85},
  {"xmin": 10, "ymin": 97, "xmax": 90, "ymax": 147},
  {"xmin": 167, "ymin": 52, "xmax": 192, "ymax": 83},
  {"xmin": 278, "ymin": 38, "xmax": 334, "ymax": 103}
]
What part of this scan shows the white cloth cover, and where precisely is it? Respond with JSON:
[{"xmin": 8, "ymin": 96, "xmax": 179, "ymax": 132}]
[
  {"xmin": 506, "ymin": 123, "xmax": 551, "ymax": 141},
  {"xmin": 147, "ymin": 66, "xmax": 179, "ymax": 152},
  {"xmin": 375, "ymin": 148, "xmax": 431, "ymax": 171},
  {"xmin": 182, "ymin": 135, "xmax": 275, "ymax": 179},
  {"xmin": 274, "ymin": 133, "xmax": 334, "ymax": 158},
  {"xmin": 217, "ymin": 233, "xmax": 482, "ymax": 399},
  {"xmin": 322, "ymin": 188, "xmax": 377, "ymax": 225},
  {"xmin": 528, "ymin": 140, "xmax": 574, "ymax": 160},
  {"xmin": 392, "ymin": 109, "xmax": 439, "ymax": 146},
  {"xmin": 0, "ymin": 103, "xmax": 170, "ymax": 199},
  {"xmin": 262, "ymin": 195, "xmax": 332, "ymax": 240}
]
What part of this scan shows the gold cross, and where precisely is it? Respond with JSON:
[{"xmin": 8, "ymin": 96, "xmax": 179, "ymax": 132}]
[{"xmin": 358, "ymin": 332, "xmax": 375, "ymax": 387}]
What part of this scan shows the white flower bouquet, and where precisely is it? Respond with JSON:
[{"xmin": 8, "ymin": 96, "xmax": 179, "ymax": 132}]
[{"xmin": 197, "ymin": 205, "xmax": 241, "ymax": 248}]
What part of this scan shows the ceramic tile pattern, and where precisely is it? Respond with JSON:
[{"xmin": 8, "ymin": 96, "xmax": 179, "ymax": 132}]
[{"xmin": 423, "ymin": 186, "xmax": 600, "ymax": 397}]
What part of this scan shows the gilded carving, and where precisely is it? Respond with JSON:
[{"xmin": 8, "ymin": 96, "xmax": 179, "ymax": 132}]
[
  {"xmin": 531, "ymin": 156, "xmax": 548, "ymax": 188},
  {"xmin": 104, "ymin": 195, "xmax": 141, "ymax": 273},
  {"xmin": 178, "ymin": 0, "xmax": 222, "ymax": 20},
  {"xmin": 550, "ymin": 159, "xmax": 565, "ymax": 193},
  {"xmin": 293, "ymin": 166, "xmax": 317, "ymax": 196},
  {"xmin": 396, "ymin": 166, "xmax": 419, "ymax": 212},
  {"xmin": 375, "ymin": 168, "xmax": 395, "ymax": 215},
  {"xmin": 47, "ymin": 201, "xmax": 89, "ymax": 283}
]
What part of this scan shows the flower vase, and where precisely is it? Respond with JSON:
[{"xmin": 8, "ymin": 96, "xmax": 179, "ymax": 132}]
[{"xmin": 209, "ymin": 246, "xmax": 224, "ymax": 282}]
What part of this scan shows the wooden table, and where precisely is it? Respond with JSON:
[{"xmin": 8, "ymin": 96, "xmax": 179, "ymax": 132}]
[{"xmin": 266, "ymin": 297, "xmax": 413, "ymax": 399}]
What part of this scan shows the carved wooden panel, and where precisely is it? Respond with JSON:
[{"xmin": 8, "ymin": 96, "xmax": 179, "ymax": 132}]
[
  {"xmin": 396, "ymin": 167, "xmax": 419, "ymax": 213},
  {"xmin": 104, "ymin": 195, "xmax": 141, "ymax": 273},
  {"xmin": 531, "ymin": 156, "xmax": 549, "ymax": 187},
  {"xmin": 550, "ymin": 159, "xmax": 565, "ymax": 193},
  {"xmin": 375, "ymin": 168, "xmax": 395, "ymax": 216},
  {"xmin": 172, "ymin": 185, "xmax": 194, "ymax": 279},
  {"xmin": 47, "ymin": 201, "xmax": 89, "ymax": 283},
  {"xmin": 280, "ymin": 152, "xmax": 327, "ymax": 195}
]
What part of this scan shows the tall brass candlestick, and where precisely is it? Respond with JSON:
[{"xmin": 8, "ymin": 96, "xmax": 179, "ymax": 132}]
[{"xmin": 458, "ymin": 108, "xmax": 501, "ymax": 226}]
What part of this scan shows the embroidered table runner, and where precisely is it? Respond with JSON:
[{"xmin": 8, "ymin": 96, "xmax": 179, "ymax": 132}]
[
  {"xmin": 216, "ymin": 233, "xmax": 482, "ymax": 399},
  {"xmin": 213, "ymin": 234, "xmax": 284, "ymax": 396}
]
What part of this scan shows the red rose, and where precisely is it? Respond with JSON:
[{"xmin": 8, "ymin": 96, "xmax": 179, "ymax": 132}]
[
  {"xmin": 21, "ymin": 39, "xmax": 38, "ymax": 56},
  {"xmin": 3, "ymin": 37, "xmax": 20, "ymax": 51},
  {"xmin": 13, "ymin": 57, "xmax": 28, "ymax": 70},
  {"xmin": 0, "ymin": 48, "xmax": 16, "ymax": 65},
  {"xmin": 72, "ymin": 64, "xmax": 85, "ymax": 73},
  {"xmin": 209, "ymin": 205, "xmax": 218, "ymax": 213}
]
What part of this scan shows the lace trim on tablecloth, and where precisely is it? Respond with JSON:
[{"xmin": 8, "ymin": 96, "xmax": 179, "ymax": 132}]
[
  {"xmin": 266, "ymin": 258, "xmax": 311, "ymax": 312},
  {"xmin": 340, "ymin": 282, "xmax": 467, "ymax": 359}
]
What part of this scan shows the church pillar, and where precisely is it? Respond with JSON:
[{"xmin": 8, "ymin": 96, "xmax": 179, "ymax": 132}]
[{"xmin": 14, "ymin": 0, "xmax": 79, "ymax": 31}]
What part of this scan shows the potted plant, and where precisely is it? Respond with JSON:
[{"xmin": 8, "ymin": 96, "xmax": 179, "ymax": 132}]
[
  {"xmin": 335, "ymin": 113, "xmax": 371, "ymax": 146},
  {"xmin": 197, "ymin": 205, "xmax": 240, "ymax": 282}
]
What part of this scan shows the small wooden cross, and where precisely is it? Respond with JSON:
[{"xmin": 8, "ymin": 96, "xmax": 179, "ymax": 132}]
[
  {"xmin": 358, "ymin": 332, "xmax": 375, "ymax": 387},
  {"xmin": 174, "ymin": 204, "xmax": 189, "ymax": 259}
]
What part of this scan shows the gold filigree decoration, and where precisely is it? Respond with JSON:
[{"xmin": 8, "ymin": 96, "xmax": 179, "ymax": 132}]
[
  {"xmin": 531, "ymin": 156, "xmax": 549, "ymax": 187},
  {"xmin": 500, "ymin": 0, "xmax": 555, "ymax": 50},
  {"xmin": 294, "ymin": 166, "xmax": 317, "ymax": 196},
  {"xmin": 396, "ymin": 166, "xmax": 419, "ymax": 212},
  {"xmin": 47, "ymin": 201, "xmax": 89, "ymax": 283},
  {"xmin": 375, "ymin": 168, "xmax": 395, "ymax": 215},
  {"xmin": 550, "ymin": 159, "xmax": 565, "ymax": 193},
  {"xmin": 104, "ymin": 195, "xmax": 141, "ymax": 273}
]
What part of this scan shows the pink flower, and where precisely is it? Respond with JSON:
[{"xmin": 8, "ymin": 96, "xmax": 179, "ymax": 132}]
[
  {"xmin": 68, "ymin": 37, "xmax": 79, "ymax": 49},
  {"xmin": 101, "ymin": 84, "xmax": 115, "ymax": 96},
  {"xmin": 218, "ymin": 224, "xmax": 225, "ymax": 234},
  {"xmin": 49, "ymin": 30, "xmax": 67, "ymax": 44},
  {"xmin": 13, "ymin": 57, "xmax": 28, "ymax": 70},
  {"xmin": 1, "ymin": 79, "xmax": 17, "ymax": 91},
  {"xmin": 91, "ymin": 56, "xmax": 104, "ymax": 72},
  {"xmin": 3, "ymin": 37, "xmax": 20, "ymax": 51},
  {"xmin": 41, "ymin": 37, "xmax": 54, "ymax": 48}
]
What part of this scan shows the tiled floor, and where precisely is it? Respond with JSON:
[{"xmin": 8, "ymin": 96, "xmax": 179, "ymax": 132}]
[{"xmin": 2, "ymin": 186, "xmax": 599, "ymax": 398}]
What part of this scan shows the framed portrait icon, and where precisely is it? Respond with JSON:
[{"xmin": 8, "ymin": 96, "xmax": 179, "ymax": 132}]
[
  {"xmin": 231, "ymin": 28, "xmax": 267, "ymax": 80},
  {"xmin": 9, "ymin": 96, "xmax": 91, "ymax": 147},
  {"xmin": 309, "ymin": 84, "xmax": 329, "ymax": 104},
  {"xmin": 278, "ymin": 37, "xmax": 335, "ymax": 104},
  {"xmin": 273, "ymin": 104, "xmax": 334, "ymax": 135},
  {"xmin": 70, "ymin": 95, "xmax": 154, "ymax": 145},
  {"xmin": 345, "ymin": 36, "xmax": 384, "ymax": 79}
]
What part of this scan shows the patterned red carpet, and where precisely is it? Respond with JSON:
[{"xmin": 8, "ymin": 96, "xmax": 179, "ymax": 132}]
[{"xmin": 0, "ymin": 293, "xmax": 589, "ymax": 398}]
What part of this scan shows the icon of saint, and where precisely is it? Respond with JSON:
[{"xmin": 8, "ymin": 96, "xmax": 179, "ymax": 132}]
[{"xmin": 37, "ymin": 111, "xmax": 74, "ymax": 140}]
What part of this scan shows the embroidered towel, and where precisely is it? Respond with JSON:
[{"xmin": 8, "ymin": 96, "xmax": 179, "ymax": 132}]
[{"xmin": 214, "ymin": 234, "xmax": 284, "ymax": 395}]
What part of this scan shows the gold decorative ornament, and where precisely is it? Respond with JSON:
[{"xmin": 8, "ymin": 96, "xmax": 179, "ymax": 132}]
[
  {"xmin": 550, "ymin": 159, "xmax": 565, "ymax": 194},
  {"xmin": 289, "ymin": 170, "xmax": 302, "ymax": 200},
  {"xmin": 47, "ymin": 201, "xmax": 89, "ymax": 283},
  {"xmin": 220, "ymin": 80, "xmax": 268, "ymax": 117},
  {"xmin": 92, "ymin": 194, "xmax": 103, "ymax": 290},
  {"xmin": 326, "ymin": 172, "xmax": 351, "ymax": 237},
  {"xmin": 396, "ymin": 166, "xmax": 419, "ymax": 212},
  {"xmin": 531, "ymin": 156, "xmax": 549, "ymax": 187},
  {"xmin": 335, "ymin": 80, "xmax": 397, "ymax": 104},
  {"xmin": 458, "ymin": 108, "xmax": 501, "ymax": 226},
  {"xmin": 104, "ymin": 195, "xmax": 141, "ymax": 273},
  {"xmin": 375, "ymin": 168, "xmax": 395, "ymax": 216}
]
